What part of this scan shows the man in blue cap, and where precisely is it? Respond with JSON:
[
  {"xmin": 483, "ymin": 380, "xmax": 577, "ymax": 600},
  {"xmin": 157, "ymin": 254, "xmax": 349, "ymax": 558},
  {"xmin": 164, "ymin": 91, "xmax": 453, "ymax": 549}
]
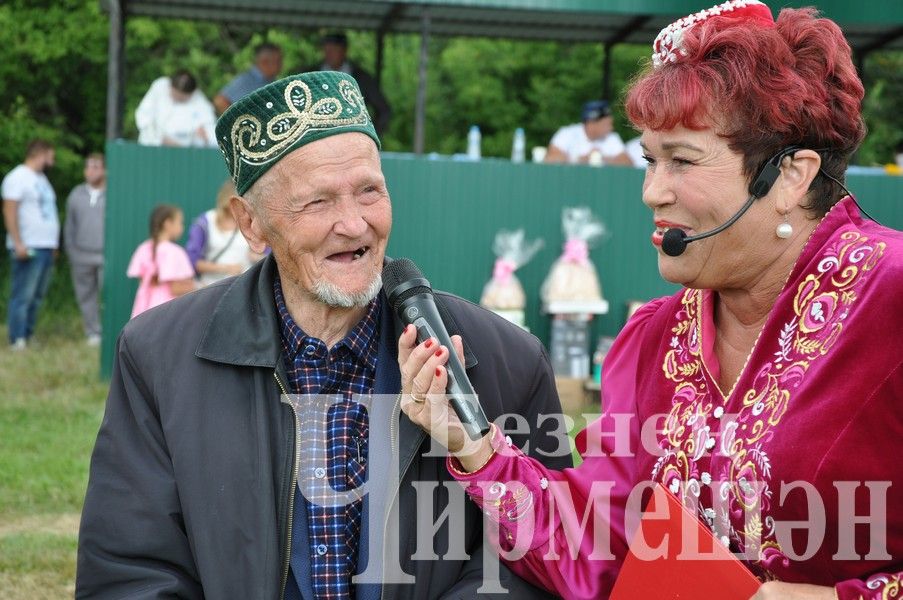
[{"xmin": 544, "ymin": 99, "xmax": 632, "ymax": 166}]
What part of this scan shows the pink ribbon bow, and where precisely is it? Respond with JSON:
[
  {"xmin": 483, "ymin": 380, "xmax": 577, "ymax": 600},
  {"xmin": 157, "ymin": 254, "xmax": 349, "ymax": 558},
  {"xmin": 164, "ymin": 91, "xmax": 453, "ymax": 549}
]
[
  {"xmin": 562, "ymin": 239, "xmax": 589, "ymax": 266},
  {"xmin": 492, "ymin": 258, "xmax": 518, "ymax": 284}
]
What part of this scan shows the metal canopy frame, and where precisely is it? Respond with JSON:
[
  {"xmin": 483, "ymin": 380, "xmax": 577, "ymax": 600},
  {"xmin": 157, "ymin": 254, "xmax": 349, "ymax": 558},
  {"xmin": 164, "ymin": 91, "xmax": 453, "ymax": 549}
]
[{"xmin": 101, "ymin": 0, "xmax": 903, "ymax": 151}]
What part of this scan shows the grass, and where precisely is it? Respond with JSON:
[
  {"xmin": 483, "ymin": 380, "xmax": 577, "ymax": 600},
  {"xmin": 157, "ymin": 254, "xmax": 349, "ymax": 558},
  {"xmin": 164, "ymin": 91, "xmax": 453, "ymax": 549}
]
[{"xmin": 0, "ymin": 321, "xmax": 108, "ymax": 599}]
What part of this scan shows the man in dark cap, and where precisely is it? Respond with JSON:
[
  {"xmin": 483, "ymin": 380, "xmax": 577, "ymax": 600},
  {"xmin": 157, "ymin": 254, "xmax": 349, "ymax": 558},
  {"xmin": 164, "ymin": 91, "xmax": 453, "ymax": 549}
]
[
  {"xmin": 544, "ymin": 99, "xmax": 632, "ymax": 166},
  {"xmin": 77, "ymin": 71, "xmax": 568, "ymax": 599},
  {"xmin": 306, "ymin": 32, "xmax": 393, "ymax": 135}
]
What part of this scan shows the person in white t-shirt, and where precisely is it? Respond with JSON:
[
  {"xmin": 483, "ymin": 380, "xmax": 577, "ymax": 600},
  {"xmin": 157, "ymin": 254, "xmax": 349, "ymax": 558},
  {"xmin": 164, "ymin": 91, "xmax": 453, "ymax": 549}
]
[
  {"xmin": 2, "ymin": 139, "xmax": 59, "ymax": 350},
  {"xmin": 135, "ymin": 70, "xmax": 217, "ymax": 147},
  {"xmin": 544, "ymin": 99, "xmax": 633, "ymax": 166}
]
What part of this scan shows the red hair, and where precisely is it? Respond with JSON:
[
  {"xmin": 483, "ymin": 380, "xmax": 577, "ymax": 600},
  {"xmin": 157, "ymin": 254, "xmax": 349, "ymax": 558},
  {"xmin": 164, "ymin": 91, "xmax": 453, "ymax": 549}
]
[{"xmin": 625, "ymin": 8, "xmax": 865, "ymax": 215}]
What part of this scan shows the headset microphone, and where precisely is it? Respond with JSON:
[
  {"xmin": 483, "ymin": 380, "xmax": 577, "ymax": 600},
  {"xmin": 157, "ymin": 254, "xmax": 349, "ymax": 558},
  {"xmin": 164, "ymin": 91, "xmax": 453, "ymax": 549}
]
[{"xmin": 661, "ymin": 146, "xmax": 802, "ymax": 257}]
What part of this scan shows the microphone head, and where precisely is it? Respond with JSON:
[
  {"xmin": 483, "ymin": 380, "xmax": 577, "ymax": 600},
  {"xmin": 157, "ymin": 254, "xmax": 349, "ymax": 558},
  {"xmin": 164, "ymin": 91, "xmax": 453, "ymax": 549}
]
[
  {"xmin": 382, "ymin": 258, "xmax": 432, "ymax": 309},
  {"xmin": 662, "ymin": 228, "xmax": 688, "ymax": 257}
]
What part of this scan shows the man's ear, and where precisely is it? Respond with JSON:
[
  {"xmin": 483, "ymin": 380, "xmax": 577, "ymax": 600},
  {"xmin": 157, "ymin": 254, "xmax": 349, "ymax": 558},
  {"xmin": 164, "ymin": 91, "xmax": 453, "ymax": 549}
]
[{"xmin": 230, "ymin": 195, "xmax": 268, "ymax": 254}]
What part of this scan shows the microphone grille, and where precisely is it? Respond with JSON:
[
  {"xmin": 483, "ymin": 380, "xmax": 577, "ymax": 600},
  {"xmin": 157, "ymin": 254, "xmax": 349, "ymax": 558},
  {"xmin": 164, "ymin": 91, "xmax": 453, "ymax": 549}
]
[
  {"xmin": 661, "ymin": 228, "xmax": 688, "ymax": 257},
  {"xmin": 382, "ymin": 258, "xmax": 432, "ymax": 308}
]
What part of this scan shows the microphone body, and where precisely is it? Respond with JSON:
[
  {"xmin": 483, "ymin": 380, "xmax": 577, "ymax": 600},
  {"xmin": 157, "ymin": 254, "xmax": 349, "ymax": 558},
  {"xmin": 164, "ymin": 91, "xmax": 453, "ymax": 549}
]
[
  {"xmin": 383, "ymin": 260, "xmax": 491, "ymax": 440},
  {"xmin": 661, "ymin": 193, "xmax": 758, "ymax": 257}
]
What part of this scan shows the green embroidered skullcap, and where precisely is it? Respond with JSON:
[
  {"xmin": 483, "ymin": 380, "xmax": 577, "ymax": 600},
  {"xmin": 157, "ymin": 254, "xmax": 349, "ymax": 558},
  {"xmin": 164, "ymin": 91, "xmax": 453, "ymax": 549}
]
[{"xmin": 215, "ymin": 71, "xmax": 380, "ymax": 195}]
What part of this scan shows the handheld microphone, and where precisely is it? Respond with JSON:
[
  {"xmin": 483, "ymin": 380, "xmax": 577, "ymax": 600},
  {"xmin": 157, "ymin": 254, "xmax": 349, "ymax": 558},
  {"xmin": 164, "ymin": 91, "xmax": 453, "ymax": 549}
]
[
  {"xmin": 382, "ymin": 258, "xmax": 491, "ymax": 441},
  {"xmin": 661, "ymin": 145, "xmax": 802, "ymax": 257}
]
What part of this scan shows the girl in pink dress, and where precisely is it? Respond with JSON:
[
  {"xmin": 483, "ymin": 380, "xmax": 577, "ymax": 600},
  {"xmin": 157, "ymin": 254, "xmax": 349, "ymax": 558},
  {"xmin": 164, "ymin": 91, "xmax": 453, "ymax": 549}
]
[{"xmin": 127, "ymin": 204, "xmax": 196, "ymax": 317}]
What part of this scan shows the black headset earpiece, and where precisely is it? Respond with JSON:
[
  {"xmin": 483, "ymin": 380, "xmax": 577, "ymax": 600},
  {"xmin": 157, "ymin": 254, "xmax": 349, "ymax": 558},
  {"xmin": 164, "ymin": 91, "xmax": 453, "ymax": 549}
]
[{"xmin": 748, "ymin": 145, "xmax": 804, "ymax": 198}]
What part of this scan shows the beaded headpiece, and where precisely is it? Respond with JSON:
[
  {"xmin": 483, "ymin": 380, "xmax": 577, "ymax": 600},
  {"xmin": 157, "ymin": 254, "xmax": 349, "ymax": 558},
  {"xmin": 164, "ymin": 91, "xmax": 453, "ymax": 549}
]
[{"xmin": 652, "ymin": 0, "xmax": 774, "ymax": 68}]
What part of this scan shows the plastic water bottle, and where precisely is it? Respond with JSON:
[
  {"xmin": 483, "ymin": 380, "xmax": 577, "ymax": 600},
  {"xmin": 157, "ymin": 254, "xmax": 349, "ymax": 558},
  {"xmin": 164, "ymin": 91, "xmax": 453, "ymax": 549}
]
[
  {"xmin": 467, "ymin": 125, "xmax": 481, "ymax": 160},
  {"xmin": 511, "ymin": 127, "xmax": 525, "ymax": 163}
]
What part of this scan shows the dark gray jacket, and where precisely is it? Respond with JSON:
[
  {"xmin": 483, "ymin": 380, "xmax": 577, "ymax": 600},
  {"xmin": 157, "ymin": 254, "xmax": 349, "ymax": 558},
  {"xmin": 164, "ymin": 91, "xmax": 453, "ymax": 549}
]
[{"xmin": 76, "ymin": 256, "xmax": 570, "ymax": 599}]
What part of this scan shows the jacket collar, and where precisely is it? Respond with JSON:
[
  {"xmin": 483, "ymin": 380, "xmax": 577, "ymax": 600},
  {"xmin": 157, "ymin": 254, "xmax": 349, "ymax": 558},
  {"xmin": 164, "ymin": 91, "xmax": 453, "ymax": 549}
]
[{"xmin": 196, "ymin": 254, "xmax": 283, "ymax": 367}]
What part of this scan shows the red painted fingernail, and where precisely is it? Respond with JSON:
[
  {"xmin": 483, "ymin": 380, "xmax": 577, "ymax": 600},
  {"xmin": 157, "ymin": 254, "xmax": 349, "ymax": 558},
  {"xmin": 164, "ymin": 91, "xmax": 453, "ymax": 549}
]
[
  {"xmin": 436, "ymin": 367, "xmax": 442, "ymax": 376},
  {"xmin": 406, "ymin": 324, "xmax": 413, "ymax": 334},
  {"xmin": 425, "ymin": 338, "xmax": 434, "ymax": 349},
  {"xmin": 435, "ymin": 348, "xmax": 443, "ymax": 357}
]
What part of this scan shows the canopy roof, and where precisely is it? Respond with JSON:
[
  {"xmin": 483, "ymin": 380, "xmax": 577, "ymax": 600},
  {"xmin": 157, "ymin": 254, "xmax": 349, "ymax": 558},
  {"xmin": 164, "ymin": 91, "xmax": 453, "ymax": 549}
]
[{"xmin": 107, "ymin": 0, "xmax": 903, "ymax": 51}]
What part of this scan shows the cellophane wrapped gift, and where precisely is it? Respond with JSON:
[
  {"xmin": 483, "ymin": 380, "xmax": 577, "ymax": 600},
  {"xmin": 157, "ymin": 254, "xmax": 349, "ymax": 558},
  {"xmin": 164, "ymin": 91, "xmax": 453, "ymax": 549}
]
[
  {"xmin": 479, "ymin": 229, "xmax": 544, "ymax": 310},
  {"xmin": 541, "ymin": 207, "xmax": 606, "ymax": 304}
]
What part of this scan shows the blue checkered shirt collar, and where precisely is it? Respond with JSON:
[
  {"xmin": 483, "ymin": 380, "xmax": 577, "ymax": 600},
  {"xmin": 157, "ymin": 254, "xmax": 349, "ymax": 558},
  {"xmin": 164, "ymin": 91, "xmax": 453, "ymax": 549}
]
[{"xmin": 273, "ymin": 274, "xmax": 379, "ymax": 372}]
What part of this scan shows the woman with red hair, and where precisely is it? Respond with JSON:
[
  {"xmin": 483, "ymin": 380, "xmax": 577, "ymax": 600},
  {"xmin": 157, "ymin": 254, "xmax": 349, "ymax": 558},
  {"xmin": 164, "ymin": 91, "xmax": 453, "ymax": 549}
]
[{"xmin": 398, "ymin": 1, "xmax": 903, "ymax": 599}]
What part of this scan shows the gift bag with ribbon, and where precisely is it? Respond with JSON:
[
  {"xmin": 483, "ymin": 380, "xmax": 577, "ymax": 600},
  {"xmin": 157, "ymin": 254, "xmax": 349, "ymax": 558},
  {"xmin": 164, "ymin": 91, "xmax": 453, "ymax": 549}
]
[
  {"xmin": 479, "ymin": 229, "xmax": 544, "ymax": 310},
  {"xmin": 541, "ymin": 207, "xmax": 606, "ymax": 304}
]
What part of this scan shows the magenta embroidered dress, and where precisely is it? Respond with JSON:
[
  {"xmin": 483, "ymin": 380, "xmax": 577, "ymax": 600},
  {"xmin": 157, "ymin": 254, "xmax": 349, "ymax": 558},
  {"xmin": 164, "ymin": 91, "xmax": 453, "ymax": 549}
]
[{"xmin": 451, "ymin": 198, "xmax": 903, "ymax": 599}]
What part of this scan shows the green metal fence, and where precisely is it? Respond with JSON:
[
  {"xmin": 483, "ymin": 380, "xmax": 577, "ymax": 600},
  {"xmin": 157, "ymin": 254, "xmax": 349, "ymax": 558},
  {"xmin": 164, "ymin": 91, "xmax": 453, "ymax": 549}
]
[{"xmin": 100, "ymin": 142, "xmax": 903, "ymax": 377}]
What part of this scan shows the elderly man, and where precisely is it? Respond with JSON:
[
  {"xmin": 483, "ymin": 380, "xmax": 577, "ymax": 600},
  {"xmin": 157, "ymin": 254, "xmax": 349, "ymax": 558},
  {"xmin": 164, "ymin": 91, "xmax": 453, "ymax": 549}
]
[
  {"xmin": 77, "ymin": 71, "xmax": 569, "ymax": 599},
  {"xmin": 544, "ymin": 100, "xmax": 632, "ymax": 166}
]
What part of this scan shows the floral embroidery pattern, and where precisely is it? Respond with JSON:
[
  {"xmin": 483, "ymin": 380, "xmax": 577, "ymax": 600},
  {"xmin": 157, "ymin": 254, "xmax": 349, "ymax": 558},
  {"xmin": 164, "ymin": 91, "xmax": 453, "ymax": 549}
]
[
  {"xmin": 863, "ymin": 571, "xmax": 902, "ymax": 599},
  {"xmin": 653, "ymin": 229, "xmax": 885, "ymax": 571}
]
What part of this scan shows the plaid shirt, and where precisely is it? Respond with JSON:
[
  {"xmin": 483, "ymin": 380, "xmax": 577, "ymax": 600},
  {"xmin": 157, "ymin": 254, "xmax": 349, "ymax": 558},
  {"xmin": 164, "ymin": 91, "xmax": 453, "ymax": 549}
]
[{"xmin": 275, "ymin": 276, "xmax": 379, "ymax": 600}]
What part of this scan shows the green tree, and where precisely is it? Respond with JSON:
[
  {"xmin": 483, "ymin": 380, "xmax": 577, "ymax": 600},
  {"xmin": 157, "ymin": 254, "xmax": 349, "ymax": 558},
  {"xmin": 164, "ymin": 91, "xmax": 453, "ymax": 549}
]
[{"xmin": 859, "ymin": 51, "xmax": 903, "ymax": 166}]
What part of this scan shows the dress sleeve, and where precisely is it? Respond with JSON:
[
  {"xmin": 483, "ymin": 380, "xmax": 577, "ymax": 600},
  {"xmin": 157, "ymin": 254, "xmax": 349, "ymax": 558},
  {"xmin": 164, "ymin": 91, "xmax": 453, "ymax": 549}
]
[
  {"xmin": 126, "ymin": 240, "xmax": 151, "ymax": 279},
  {"xmin": 447, "ymin": 297, "xmax": 668, "ymax": 600},
  {"xmin": 837, "ymin": 573, "xmax": 903, "ymax": 599},
  {"xmin": 184, "ymin": 214, "xmax": 209, "ymax": 270},
  {"xmin": 156, "ymin": 242, "xmax": 195, "ymax": 283}
]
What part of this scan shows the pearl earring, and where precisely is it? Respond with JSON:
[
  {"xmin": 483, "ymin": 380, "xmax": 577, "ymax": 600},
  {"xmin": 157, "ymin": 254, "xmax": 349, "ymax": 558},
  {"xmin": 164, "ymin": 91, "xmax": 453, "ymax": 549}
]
[{"xmin": 776, "ymin": 213, "xmax": 793, "ymax": 239}]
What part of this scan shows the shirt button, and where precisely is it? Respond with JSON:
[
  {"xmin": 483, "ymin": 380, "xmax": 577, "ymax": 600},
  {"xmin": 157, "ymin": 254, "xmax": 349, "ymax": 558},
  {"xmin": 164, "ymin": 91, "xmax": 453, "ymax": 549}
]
[
  {"xmin": 316, "ymin": 544, "xmax": 328, "ymax": 556},
  {"xmin": 314, "ymin": 467, "xmax": 326, "ymax": 479},
  {"xmin": 713, "ymin": 406, "xmax": 725, "ymax": 419},
  {"xmin": 304, "ymin": 344, "xmax": 316, "ymax": 356}
]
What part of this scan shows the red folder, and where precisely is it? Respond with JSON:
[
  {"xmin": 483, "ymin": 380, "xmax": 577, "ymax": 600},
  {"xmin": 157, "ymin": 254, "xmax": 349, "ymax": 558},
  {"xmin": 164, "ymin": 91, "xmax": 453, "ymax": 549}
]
[{"xmin": 610, "ymin": 484, "xmax": 761, "ymax": 599}]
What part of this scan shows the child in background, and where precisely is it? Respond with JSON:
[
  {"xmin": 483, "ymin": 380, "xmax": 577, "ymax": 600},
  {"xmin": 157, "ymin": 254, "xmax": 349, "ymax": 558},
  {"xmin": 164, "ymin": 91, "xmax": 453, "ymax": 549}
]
[{"xmin": 127, "ymin": 204, "xmax": 195, "ymax": 318}]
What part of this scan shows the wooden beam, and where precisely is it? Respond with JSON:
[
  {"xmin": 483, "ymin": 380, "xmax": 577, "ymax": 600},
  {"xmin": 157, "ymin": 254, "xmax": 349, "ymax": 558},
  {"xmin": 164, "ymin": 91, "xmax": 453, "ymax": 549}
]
[
  {"xmin": 414, "ymin": 9, "xmax": 430, "ymax": 154},
  {"xmin": 105, "ymin": 0, "xmax": 125, "ymax": 140}
]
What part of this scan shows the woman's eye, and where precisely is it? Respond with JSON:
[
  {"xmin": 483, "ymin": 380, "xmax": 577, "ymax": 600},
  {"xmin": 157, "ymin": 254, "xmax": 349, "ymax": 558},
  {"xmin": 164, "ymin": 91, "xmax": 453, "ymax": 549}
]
[
  {"xmin": 672, "ymin": 157, "xmax": 694, "ymax": 166},
  {"xmin": 642, "ymin": 155, "xmax": 656, "ymax": 166}
]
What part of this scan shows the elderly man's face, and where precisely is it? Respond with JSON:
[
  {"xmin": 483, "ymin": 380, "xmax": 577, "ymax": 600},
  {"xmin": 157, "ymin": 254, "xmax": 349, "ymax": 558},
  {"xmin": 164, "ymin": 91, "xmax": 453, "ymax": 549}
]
[{"xmin": 243, "ymin": 132, "xmax": 391, "ymax": 308}]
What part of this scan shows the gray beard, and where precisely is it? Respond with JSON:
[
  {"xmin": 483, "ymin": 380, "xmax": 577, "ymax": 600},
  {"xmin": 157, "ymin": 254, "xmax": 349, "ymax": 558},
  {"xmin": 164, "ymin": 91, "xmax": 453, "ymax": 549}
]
[{"xmin": 313, "ymin": 274, "xmax": 382, "ymax": 308}]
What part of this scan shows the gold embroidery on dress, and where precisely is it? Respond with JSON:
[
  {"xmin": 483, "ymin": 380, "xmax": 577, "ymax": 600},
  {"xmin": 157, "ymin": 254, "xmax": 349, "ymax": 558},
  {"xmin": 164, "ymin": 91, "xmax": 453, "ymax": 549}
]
[{"xmin": 653, "ymin": 229, "xmax": 886, "ymax": 572}]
